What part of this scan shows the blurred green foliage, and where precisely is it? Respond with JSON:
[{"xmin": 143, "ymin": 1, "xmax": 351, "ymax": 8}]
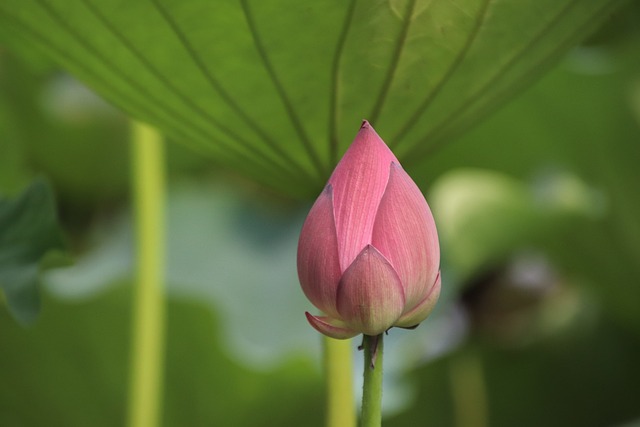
[
  {"xmin": 0, "ymin": 287, "xmax": 323, "ymax": 427},
  {"xmin": 1, "ymin": 0, "xmax": 640, "ymax": 426},
  {"xmin": 0, "ymin": 179, "xmax": 66, "ymax": 324}
]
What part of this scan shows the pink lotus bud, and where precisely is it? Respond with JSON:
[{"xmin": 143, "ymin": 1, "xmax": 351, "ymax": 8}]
[{"xmin": 298, "ymin": 121, "xmax": 441, "ymax": 338}]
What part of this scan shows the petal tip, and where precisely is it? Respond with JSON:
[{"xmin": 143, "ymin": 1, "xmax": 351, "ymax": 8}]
[
  {"xmin": 336, "ymin": 245, "xmax": 405, "ymax": 335},
  {"xmin": 305, "ymin": 313, "xmax": 359, "ymax": 339},
  {"xmin": 395, "ymin": 271, "xmax": 442, "ymax": 328}
]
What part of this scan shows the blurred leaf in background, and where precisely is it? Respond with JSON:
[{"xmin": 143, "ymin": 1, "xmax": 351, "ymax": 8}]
[
  {"xmin": 0, "ymin": 287, "xmax": 324, "ymax": 427},
  {"xmin": 0, "ymin": 44, "xmax": 130, "ymax": 206},
  {"xmin": 0, "ymin": 0, "xmax": 627, "ymax": 197},
  {"xmin": 0, "ymin": 179, "xmax": 66, "ymax": 324}
]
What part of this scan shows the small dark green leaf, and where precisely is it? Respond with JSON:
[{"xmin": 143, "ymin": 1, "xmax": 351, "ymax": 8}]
[{"xmin": 0, "ymin": 179, "xmax": 66, "ymax": 324}]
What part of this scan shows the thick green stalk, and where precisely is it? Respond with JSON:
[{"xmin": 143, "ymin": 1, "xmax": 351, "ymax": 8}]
[
  {"xmin": 450, "ymin": 351, "xmax": 488, "ymax": 427},
  {"xmin": 361, "ymin": 334, "xmax": 384, "ymax": 427},
  {"xmin": 324, "ymin": 337, "xmax": 356, "ymax": 427},
  {"xmin": 128, "ymin": 121, "xmax": 166, "ymax": 427}
]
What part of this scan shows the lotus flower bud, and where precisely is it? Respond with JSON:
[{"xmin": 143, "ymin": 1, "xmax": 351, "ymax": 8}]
[{"xmin": 297, "ymin": 121, "xmax": 441, "ymax": 339}]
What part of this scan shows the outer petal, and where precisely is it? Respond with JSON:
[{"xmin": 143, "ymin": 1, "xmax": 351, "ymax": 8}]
[
  {"xmin": 372, "ymin": 163, "xmax": 440, "ymax": 309},
  {"xmin": 305, "ymin": 313, "xmax": 359, "ymax": 339},
  {"xmin": 336, "ymin": 245, "xmax": 405, "ymax": 336},
  {"xmin": 297, "ymin": 185, "xmax": 341, "ymax": 317},
  {"xmin": 329, "ymin": 121, "xmax": 399, "ymax": 271},
  {"xmin": 395, "ymin": 271, "xmax": 441, "ymax": 328}
]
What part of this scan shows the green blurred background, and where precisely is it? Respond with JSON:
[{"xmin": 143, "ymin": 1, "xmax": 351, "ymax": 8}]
[{"xmin": 1, "ymin": 1, "xmax": 640, "ymax": 426}]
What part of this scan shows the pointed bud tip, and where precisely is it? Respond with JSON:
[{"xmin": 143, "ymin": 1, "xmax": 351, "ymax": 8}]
[{"xmin": 353, "ymin": 120, "xmax": 390, "ymax": 153}]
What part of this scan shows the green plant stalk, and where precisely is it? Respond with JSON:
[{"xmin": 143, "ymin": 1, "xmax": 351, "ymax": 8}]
[
  {"xmin": 324, "ymin": 337, "xmax": 356, "ymax": 427},
  {"xmin": 128, "ymin": 121, "xmax": 166, "ymax": 427},
  {"xmin": 450, "ymin": 351, "xmax": 488, "ymax": 427},
  {"xmin": 361, "ymin": 334, "xmax": 384, "ymax": 427}
]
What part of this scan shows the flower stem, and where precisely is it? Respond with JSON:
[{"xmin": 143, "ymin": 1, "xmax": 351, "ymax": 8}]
[
  {"xmin": 128, "ymin": 121, "xmax": 166, "ymax": 427},
  {"xmin": 323, "ymin": 337, "xmax": 356, "ymax": 427},
  {"xmin": 450, "ymin": 350, "xmax": 488, "ymax": 427},
  {"xmin": 361, "ymin": 334, "xmax": 384, "ymax": 427}
]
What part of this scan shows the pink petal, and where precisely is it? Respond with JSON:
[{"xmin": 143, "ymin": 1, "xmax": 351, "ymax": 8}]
[
  {"xmin": 336, "ymin": 245, "xmax": 405, "ymax": 335},
  {"xmin": 297, "ymin": 185, "xmax": 342, "ymax": 317},
  {"xmin": 305, "ymin": 313, "xmax": 359, "ymax": 339},
  {"xmin": 329, "ymin": 121, "xmax": 399, "ymax": 272},
  {"xmin": 372, "ymin": 162, "xmax": 440, "ymax": 310},
  {"xmin": 395, "ymin": 271, "xmax": 441, "ymax": 328}
]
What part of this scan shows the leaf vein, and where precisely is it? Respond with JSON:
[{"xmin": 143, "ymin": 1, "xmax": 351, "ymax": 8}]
[
  {"xmin": 26, "ymin": 0, "xmax": 302, "ymax": 183},
  {"xmin": 328, "ymin": 0, "xmax": 358, "ymax": 166},
  {"xmin": 80, "ymin": 0, "xmax": 303, "ymax": 178},
  {"xmin": 390, "ymin": 0, "xmax": 492, "ymax": 148},
  {"xmin": 368, "ymin": 0, "xmax": 419, "ymax": 125},
  {"xmin": 149, "ymin": 0, "xmax": 313, "ymax": 181},
  {"xmin": 239, "ymin": 0, "xmax": 326, "ymax": 179},
  {"xmin": 403, "ymin": 0, "xmax": 617, "ymax": 164}
]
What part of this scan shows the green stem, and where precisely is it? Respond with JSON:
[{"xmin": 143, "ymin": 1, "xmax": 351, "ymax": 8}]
[
  {"xmin": 324, "ymin": 337, "xmax": 356, "ymax": 427},
  {"xmin": 361, "ymin": 334, "xmax": 384, "ymax": 427},
  {"xmin": 450, "ymin": 351, "xmax": 488, "ymax": 427},
  {"xmin": 128, "ymin": 121, "xmax": 166, "ymax": 427}
]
